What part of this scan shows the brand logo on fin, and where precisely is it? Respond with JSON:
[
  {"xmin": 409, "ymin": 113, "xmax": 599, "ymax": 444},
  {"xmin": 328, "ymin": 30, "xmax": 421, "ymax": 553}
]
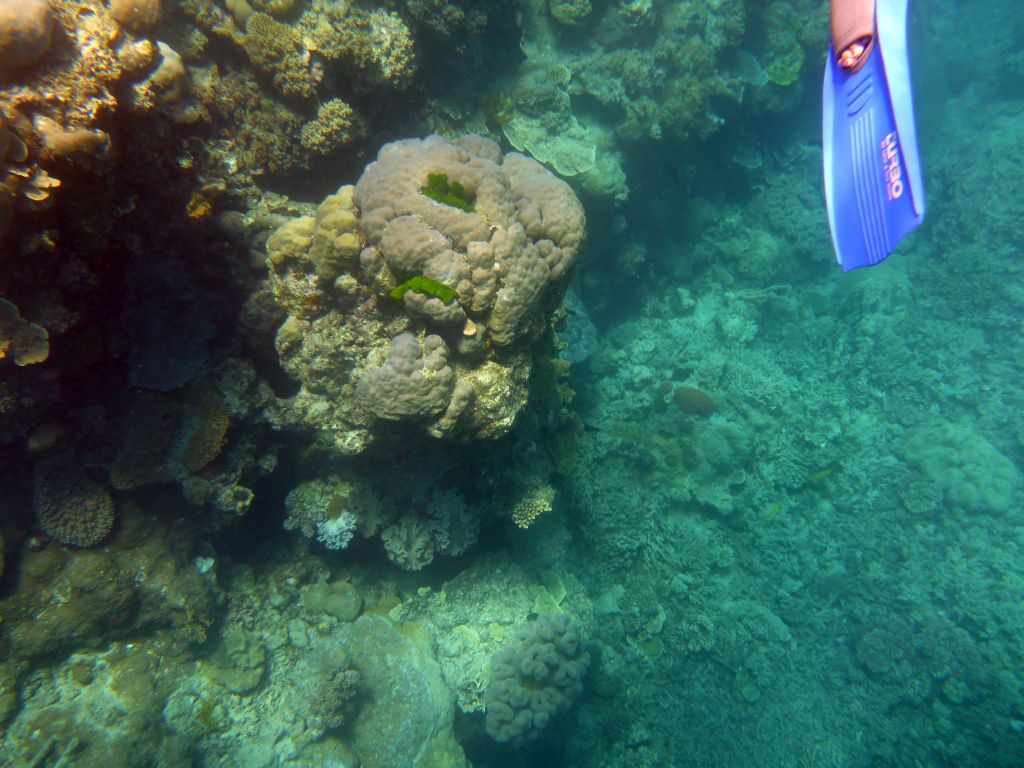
[{"xmin": 880, "ymin": 132, "xmax": 903, "ymax": 200}]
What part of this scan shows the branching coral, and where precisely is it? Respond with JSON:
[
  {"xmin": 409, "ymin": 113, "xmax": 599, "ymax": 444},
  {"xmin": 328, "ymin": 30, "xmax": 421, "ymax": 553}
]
[
  {"xmin": 242, "ymin": 12, "xmax": 316, "ymax": 98},
  {"xmin": 300, "ymin": 3, "xmax": 416, "ymax": 89},
  {"xmin": 300, "ymin": 98, "xmax": 362, "ymax": 155}
]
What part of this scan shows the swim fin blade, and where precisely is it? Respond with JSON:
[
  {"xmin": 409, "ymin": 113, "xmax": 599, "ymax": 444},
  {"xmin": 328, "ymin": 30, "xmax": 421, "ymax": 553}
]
[{"xmin": 823, "ymin": 0, "xmax": 925, "ymax": 271}]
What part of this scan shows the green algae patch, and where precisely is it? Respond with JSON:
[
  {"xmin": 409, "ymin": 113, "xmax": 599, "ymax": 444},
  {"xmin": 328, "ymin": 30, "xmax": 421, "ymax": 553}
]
[
  {"xmin": 390, "ymin": 276, "xmax": 458, "ymax": 304},
  {"xmin": 420, "ymin": 173, "xmax": 475, "ymax": 213}
]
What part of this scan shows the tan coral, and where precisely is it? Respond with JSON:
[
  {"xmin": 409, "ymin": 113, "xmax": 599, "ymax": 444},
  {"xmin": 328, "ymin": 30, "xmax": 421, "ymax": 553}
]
[
  {"xmin": 0, "ymin": 113, "xmax": 53, "ymax": 235},
  {"xmin": 246, "ymin": 0, "xmax": 296, "ymax": 19},
  {"xmin": 17, "ymin": 167, "xmax": 61, "ymax": 208},
  {"xmin": 0, "ymin": 0, "xmax": 53, "ymax": 70},
  {"xmin": 128, "ymin": 42, "xmax": 198, "ymax": 122},
  {"xmin": 265, "ymin": 184, "xmax": 364, "ymax": 319}
]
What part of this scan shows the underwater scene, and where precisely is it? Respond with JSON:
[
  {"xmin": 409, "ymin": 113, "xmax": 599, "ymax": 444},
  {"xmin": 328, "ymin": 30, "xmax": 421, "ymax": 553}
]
[{"xmin": 1, "ymin": 0, "xmax": 1023, "ymax": 765}]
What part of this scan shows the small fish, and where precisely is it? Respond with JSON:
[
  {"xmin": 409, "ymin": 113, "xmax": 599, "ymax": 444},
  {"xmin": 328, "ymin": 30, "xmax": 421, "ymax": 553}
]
[
  {"xmin": 764, "ymin": 503, "xmax": 783, "ymax": 524},
  {"xmin": 807, "ymin": 463, "xmax": 840, "ymax": 486}
]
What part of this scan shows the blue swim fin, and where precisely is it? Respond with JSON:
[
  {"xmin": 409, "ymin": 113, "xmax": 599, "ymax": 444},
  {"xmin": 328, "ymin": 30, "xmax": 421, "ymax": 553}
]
[{"xmin": 823, "ymin": 0, "xmax": 925, "ymax": 271}]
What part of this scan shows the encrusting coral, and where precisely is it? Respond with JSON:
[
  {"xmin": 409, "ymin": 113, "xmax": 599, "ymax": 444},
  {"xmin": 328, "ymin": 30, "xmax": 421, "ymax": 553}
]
[
  {"xmin": 356, "ymin": 333, "xmax": 455, "ymax": 420},
  {"xmin": 109, "ymin": 380, "xmax": 231, "ymax": 491},
  {"xmin": 108, "ymin": 0, "xmax": 160, "ymax": 32}
]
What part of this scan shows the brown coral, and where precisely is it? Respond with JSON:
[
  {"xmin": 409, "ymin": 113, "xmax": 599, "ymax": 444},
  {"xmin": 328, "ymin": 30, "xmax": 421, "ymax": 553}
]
[
  {"xmin": 33, "ymin": 115, "xmax": 110, "ymax": 162},
  {"xmin": 673, "ymin": 385, "xmax": 715, "ymax": 417},
  {"xmin": 33, "ymin": 456, "xmax": 115, "ymax": 547},
  {"xmin": 108, "ymin": 0, "xmax": 160, "ymax": 32},
  {"xmin": 300, "ymin": 3, "xmax": 415, "ymax": 89},
  {"xmin": 335, "ymin": 8, "xmax": 416, "ymax": 89}
]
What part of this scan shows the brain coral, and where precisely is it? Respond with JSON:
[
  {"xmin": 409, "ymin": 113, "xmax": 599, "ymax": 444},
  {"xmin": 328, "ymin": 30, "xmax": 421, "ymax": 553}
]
[
  {"xmin": 265, "ymin": 134, "xmax": 586, "ymax": 455},
  {"xmin": 484, "ymin": 612, "xmax": 590, "ymax": 745},
  {"xmin": 33, "ymin": 456, "xmax": 115, "ymax": 547}
]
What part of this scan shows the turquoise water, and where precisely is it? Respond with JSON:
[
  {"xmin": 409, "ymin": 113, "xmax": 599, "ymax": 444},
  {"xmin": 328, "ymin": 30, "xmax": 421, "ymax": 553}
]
[{"xmin": 1, "ymin": 0, "xmax": 1023, "ymax": 766}]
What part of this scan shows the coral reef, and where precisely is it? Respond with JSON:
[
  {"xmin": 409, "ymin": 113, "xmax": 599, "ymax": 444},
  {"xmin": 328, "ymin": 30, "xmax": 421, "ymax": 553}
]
[
  {"xmin": 904, "ymin": 422, "xmax": 1020, "ymax": 513},
  {"xmin": 381, "ymin": 515, "xmax": 436, "ymax": 570},
  {"xmin": 510, "ymin": 482, "xmax": 555, "ymax": 528},
  {"xmin": 109, "ymin": 0, "xmax": 161, "ymax": 32},
  {"xmin": 299, "ymin": 3, "xmax": 416, "ymax": 90},
  {"xmin": 284, "ymin": 477, "xmax": 362, "ymax": 551},
  {"xmin": 1, "ymin": 2, "xmax": 1022, "ymax": 768}
]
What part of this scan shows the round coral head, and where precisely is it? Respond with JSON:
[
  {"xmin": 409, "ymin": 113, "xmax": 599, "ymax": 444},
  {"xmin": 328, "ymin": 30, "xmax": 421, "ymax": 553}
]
[{"xmin": 673, "ymin": 386, "xmax": 715, "ymax": 417}]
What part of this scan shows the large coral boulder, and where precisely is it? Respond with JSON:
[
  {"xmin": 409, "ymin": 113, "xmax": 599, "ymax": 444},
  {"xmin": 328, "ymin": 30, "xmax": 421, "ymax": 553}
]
[{"xmin": 264, "ymin": 135, "xmax": 586, "ymax": 455}]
